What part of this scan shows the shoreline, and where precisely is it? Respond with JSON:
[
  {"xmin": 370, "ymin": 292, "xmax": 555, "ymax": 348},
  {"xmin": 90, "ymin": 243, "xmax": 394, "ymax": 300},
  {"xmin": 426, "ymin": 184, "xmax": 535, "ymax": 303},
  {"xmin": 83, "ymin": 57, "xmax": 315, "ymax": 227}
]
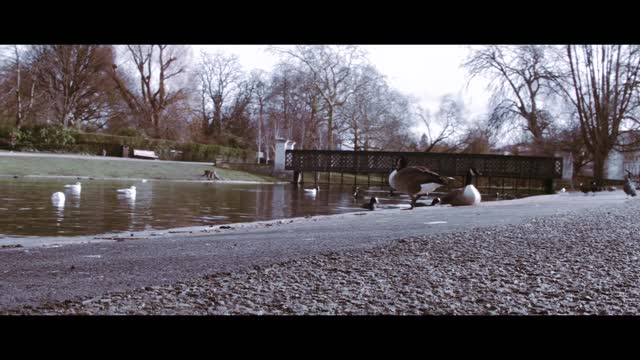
[
  {"xmin": 0, "ymin": 192, "xmax": 617, "ymax": 249},
  {"xmin": 0, "ymin": 174, "xmax": 289, "ymax": 185}
]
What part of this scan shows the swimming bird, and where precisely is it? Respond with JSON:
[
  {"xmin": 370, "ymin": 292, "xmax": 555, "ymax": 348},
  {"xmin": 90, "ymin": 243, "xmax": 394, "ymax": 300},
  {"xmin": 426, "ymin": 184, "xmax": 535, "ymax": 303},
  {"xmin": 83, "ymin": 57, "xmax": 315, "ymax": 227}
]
[
  {"xmin": 304, "ymin": 185, "xmax": 319, "ymax": 196},
  {"xmin": 141, "ymin": 179, "xmax": 148, "ymax": 183},
  {"xmin": 390, "ymin": 157, "xmax": 452, "ymax": 209},
  {"xmin": 51, "ymin": 191, "xmax": 65, "ymax": 205},
  {"xmin": 361, "ymin": 196, "xmax": 379, "ymax": 210},
  {"xmin": 440, "ymin": 168, "xmax": 482, "ymax": 206},
  {"xmin": 117, "ymin": 186, "xmax": 136, "ymax": 196},
  {"xmin": 624, "ymin": 173, "xmax": 637, "ymax": 198},
  {"xmin": 64, "ymin": 182, "xmax": 81, "ymax": 192}
]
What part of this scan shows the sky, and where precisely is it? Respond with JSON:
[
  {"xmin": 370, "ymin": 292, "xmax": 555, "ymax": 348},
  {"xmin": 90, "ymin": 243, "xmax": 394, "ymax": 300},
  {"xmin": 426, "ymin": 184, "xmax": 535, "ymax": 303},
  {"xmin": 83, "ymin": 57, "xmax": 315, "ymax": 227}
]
[{"xmin": 197, "ymin": 45, "xmax": 491, "ymax": 136}]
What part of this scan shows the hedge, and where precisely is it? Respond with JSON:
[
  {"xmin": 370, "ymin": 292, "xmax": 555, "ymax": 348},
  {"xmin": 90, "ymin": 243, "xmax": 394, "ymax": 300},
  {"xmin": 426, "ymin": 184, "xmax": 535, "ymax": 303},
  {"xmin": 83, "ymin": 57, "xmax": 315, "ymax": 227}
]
[{"xmin": 0, "ymin": 125, "xmax": 253, "ymax": 163}]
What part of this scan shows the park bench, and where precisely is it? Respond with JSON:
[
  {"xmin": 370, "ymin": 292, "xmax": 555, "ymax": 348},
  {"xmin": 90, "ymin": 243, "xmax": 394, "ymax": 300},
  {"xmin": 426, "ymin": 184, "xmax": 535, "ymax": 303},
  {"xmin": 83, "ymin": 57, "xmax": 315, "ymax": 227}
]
[{"xmin": 132, "ymin": 149, "xmax": 159, "ymax": 160}]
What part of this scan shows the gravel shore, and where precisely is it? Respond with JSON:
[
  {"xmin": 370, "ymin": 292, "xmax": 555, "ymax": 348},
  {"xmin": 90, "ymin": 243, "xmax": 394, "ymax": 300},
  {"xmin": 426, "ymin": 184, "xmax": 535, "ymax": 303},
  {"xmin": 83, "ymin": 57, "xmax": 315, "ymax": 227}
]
[{"xmin": 3, "ymin": 197, "xmax": 640, "ymax": 315}]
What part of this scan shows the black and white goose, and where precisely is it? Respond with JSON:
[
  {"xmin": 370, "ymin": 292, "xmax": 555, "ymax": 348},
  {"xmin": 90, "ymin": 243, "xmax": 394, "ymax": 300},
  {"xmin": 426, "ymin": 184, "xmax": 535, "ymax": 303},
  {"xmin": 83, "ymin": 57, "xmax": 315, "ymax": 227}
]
[
  {"xmin": 624, "ymin": 171, "xmax": 637, "ymax": 198},
  {"xmin": 389, "ymin": 157, "xmax": 451, "ymax": 209},
  {"xmin": 304, "ymin": 185, "xmax": 319, "ymax": 196},
  {"xmin": 440, "ymin": 168, "xmax": 482, "ymax": 206},
  {"xmin": 361, "ymin": 196, "xmax": 379, "ymax": 210},
  {"xmin": 353, "ymin": 186, "xmax": 364, "ymax": 199}
]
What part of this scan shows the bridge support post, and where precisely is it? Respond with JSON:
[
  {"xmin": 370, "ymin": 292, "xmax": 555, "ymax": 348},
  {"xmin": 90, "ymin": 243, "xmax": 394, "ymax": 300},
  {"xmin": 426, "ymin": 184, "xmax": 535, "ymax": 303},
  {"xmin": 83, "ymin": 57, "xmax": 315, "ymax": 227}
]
[{"xmin": 544, "ymin": 178, "xmax": 554, "ymax": 194}]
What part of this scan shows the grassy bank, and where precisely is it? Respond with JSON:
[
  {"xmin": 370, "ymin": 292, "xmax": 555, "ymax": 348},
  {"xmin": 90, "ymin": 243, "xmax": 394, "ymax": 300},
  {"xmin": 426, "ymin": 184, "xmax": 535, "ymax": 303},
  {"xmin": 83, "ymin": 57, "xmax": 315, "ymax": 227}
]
[{"xmin": 0, "ymin": 154, "xmax": 281, "ymax": 182}]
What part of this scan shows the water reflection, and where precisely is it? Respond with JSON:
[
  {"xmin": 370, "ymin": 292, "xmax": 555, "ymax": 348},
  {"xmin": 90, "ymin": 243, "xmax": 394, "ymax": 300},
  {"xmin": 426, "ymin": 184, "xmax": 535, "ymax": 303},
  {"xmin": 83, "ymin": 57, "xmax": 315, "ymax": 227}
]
[{"xmin": 0, "ymin": 178, "xmax": 438, "ymax": 238}]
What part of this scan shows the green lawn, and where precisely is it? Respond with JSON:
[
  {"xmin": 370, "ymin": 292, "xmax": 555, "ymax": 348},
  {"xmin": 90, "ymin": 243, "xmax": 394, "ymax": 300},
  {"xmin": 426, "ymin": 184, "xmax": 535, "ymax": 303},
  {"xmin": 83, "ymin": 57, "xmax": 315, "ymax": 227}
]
[{"xmin": 0, "ymin": 155, "xmax": 280, "ymax": 182}]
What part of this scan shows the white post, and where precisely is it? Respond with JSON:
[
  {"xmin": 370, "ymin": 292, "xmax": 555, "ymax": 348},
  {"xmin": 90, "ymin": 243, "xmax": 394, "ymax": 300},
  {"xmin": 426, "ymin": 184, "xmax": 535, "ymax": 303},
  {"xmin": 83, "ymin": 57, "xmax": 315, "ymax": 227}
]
[{"xmin": 275, "ymin": 138, "xmax": 295, "ymax": 171}]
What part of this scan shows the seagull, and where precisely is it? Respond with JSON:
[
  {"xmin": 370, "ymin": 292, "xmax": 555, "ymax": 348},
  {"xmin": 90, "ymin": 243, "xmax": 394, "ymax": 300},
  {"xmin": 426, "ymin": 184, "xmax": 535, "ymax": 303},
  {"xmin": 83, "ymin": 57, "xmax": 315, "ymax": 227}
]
[
  {"xmin": 117, "ymin": 186, "xmax": 136, "ymax": 196},
  {"xmin": 51, "ymin": 191, "xmax": 65, "ymax": 206},
  {"xmin": 64, "ymin": 182, "xmax": 82, "ymax": 192}
]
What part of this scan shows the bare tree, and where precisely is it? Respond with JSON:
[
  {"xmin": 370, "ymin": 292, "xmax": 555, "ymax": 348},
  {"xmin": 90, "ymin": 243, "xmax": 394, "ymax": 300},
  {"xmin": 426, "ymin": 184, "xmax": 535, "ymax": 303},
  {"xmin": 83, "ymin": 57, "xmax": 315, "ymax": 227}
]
[
  {"xmin": 198, "ymin": 51, "xmax": 242, "ymax": 136},
  {"xmin": 31, "ymin": 45, "xmax": 116, "ymax": 129},
  {"xmin": 464, "ymin": 45, "xmax": 557, "ymax": 154},
  {"xmin": 551, "ymin": 45, "xmax": 640, "ymax": 185},
  {"xmin": 271, "ymin": 45, "xmax": 366, "ymax": 150},
  {"xmin": 0, "ymin": 45, "xmax": 38, "ymax": 128},
  {"xmin": 109, "ymin": 45, "xmax": 189, "ymax": 138},
  {"xmin": 416, "ymin": 94, "xmax": 467, "ymax": 152}
]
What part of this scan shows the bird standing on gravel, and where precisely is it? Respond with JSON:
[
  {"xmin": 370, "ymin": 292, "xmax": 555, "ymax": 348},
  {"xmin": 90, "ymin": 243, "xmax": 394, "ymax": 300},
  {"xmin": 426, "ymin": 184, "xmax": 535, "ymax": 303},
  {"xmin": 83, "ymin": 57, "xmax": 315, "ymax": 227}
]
[
  {"xmin": 361, "ymin": 197, "xmax": 379, "ymax": 210},
  {"xmin": 624, "ymin": 172, "xmax": 637, "ymax": 199}
]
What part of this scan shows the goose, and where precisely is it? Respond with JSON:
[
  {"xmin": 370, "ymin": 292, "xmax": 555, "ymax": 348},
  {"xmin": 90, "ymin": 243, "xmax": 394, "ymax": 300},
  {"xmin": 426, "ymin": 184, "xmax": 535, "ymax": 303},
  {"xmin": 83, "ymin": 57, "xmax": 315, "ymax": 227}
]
[
  {"xmin": 117, "ymin": 186, "xmax": 136, "ymax": 196},
  {"xmin": 51, "ymin": 191, "xmax": 65, "ymax": 205},
  {"xmin": 388, "ymin": 158, "xmax": 406, "ymax": 196},
  {"xmin": 559, "ymin": 187, "xmax": 566, "ymax": 193},
  {"xmin": 624, "ymin": 172, "xmax": 637, "ymax": 198},
  {"xmin": 390, "ymin": 157, "xmax": 452, "ymax": 209},
  {"xmin": 579, "ymin": 182, "xmax": 591, "ymax": 195},
  {"xmin": 64, "ymin": 182, "xmax": 82, "ymax": 192},
  {"xmin": 353, "ymin": 186, "xmax": 364, "ymax": 199},
  {"xmin": 304, "ymin": 185, "xmax": 319, "ymax": 196},
  {"xmin": 361, "ymin": 196, "xmax": 379, "ymax": 210},
  {"xmin": 440, "ymin": 168, "xmax": 482, "ymax": 206}
]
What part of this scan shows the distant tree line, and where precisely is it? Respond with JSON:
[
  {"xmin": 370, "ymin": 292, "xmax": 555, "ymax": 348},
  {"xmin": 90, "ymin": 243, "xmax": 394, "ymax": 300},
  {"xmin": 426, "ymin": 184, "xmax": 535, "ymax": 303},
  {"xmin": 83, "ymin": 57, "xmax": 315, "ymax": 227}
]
[{"xmin": 1, "ymin": 44, "xmax": 639, "ymax": 184}]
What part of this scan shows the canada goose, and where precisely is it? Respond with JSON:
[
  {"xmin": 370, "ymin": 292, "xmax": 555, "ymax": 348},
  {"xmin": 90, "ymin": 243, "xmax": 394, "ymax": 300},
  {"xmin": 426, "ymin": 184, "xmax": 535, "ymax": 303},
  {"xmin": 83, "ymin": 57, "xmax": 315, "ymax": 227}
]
[
  {"xmin": 591, "ymin": 181, "xmax": 598, "ymax": 194},
  {"xmin": 390, "ymin": 157, "xmax": 451, "ymax": 209},
  {"xmin": 624, "ymin": 172, "xmax": 637, "ymax": 198},
  {"xmin": 430, "ymin": 197, "xmax": 441, "ymax": 206},
  {"xmin": 440, "ymin": 168, "xmax": 482, "ymax": 206},
  {"xmin": 361, "ymin": 196, "xmax": 379, "ymax": 210},
  {"xmin": 579, "ymin": 182, "xmax": 591, "ymax": 195},
  {"xmin": 64, "ymin": 182, "xmax": 81, "ymax": 192},
  {"xmin": 388, "ymin": 157, "xmax": 407, "ymax": 196},
  {"xmin": 353, "ymin": 186, "xmax": 364, "ymax": 199},
  {"xmin": 51, "ymin": 191, "xmax": 65, "ymax": 205},
  {"xmin": 304, "ymin": 185, "xmax": 319, "ymax": 196},
  {"xmin": 117, "ymin": 186, "xmax": 136, "ymax": 196}
]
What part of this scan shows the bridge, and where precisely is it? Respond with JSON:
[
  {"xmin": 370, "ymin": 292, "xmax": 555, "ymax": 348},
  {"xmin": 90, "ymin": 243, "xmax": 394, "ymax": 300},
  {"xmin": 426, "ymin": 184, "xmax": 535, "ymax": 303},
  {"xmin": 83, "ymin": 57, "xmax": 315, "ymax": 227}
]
[{"xmin": 285, "ymin": 150, "xmax": 563, "ymax": 194}]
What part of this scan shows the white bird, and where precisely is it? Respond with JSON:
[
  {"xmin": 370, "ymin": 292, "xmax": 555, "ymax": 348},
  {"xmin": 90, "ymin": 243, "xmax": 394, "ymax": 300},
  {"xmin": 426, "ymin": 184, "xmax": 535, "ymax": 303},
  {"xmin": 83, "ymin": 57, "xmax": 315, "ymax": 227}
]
[
  {"xmin": 64, "ymin": 182, "xmax": 82, "ymax": 192},
  {"xmin": 304, "ymin": 185, "xmax": 319, "ymax": 195},
  {"xmin": 141, "ymin": 179, "xmax": 148, "ymax": 183},
  {"xmin": 559, "ymin": 187, "xmax": 566, "ymax": 193},
  {"xmin": 117, "ymin": 186, "xmax": 136, "ymax": 196},
  {"xmin": 51, "ymin": 191, "xmax": 66, "ymax": 205}
]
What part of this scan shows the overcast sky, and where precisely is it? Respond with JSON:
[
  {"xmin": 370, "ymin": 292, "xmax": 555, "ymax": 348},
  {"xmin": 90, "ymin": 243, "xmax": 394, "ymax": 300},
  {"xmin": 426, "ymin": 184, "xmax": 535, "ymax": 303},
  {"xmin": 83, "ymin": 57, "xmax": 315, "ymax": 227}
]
[{"xmin": 197, "ymin": 45, "xmax": 491, "ymax": 134}]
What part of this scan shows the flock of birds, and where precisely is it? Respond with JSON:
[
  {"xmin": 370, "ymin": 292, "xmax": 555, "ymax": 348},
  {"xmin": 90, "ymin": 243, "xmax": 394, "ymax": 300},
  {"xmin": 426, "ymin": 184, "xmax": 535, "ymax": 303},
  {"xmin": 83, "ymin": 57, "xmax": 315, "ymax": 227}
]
[
  {"xmin": 50, "ymin": 179, "xmax": 147, "ymax": 207},
  {"xmin": 303, "ymin": 156, "xmax": 483, "ymax": 211},
  {"xmin": 301, "ymin": 156, "xmax": 640, "ymax": 211}
]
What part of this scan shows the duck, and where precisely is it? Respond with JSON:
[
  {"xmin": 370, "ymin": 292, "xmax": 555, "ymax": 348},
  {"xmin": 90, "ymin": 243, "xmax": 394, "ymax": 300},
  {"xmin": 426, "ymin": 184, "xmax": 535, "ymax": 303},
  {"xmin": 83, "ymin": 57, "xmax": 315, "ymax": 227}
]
[
  {"xmin": 353, "ymin": 186, "xmax": 364, "ymax": 199},
  {"xmin": 117, "ymin": 186, "xmax": 136, "ymax": 196},
  {"xmin": 579, "ymin": 182, "xmax": 591, "ymax": 195},
  {"xmin": 623, "ymin": 172, "xmax": 637, "ymax": 198},
  {"xmin": 390, "ymin": 157, "xmax": 452, "ymax": 209},
  {"xmin": 440, "ymin": 168, "xmax": 482, "ymax": 206},
  {"xmin": 304, "ymin": 185, "xmax": 319, "ymax": 196},
  {"xmin": 361, "ymin": 196, "xmax": 379, "ymax": 210},
  {"xmin": 64, "ymin": 182, "xmax": 82, "ymax": 192},
  {"xmin": 51, "ymin": 191, "xmax": 65, "ymax": 205}
]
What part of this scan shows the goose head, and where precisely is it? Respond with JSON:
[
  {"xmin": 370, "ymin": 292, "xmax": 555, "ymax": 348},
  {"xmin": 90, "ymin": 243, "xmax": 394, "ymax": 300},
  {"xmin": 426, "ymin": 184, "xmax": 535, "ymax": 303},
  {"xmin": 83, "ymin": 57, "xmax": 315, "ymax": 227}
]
[{"xmin": 394, "ymin": 156, "xmax": 408, "ymax": 171}]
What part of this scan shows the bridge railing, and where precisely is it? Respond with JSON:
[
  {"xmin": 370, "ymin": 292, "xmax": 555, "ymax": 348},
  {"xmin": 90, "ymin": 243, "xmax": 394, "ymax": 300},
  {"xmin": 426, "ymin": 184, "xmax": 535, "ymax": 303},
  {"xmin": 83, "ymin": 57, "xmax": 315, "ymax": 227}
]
[{"xmin": 285, "ymin": 150, "xmax": 562, "ymax": 180}]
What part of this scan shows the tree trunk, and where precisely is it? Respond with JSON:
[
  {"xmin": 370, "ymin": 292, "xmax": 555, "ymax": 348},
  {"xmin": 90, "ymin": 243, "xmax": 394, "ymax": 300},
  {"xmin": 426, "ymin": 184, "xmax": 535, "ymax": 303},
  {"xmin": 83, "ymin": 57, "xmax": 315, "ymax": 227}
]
[
  {"xmin": 327, "ymin": 105, "xmax": 333, "ymax": 150},
  {"xmin": 592, "ymin": 150, "xmax": 607, "ymax": 187}
]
